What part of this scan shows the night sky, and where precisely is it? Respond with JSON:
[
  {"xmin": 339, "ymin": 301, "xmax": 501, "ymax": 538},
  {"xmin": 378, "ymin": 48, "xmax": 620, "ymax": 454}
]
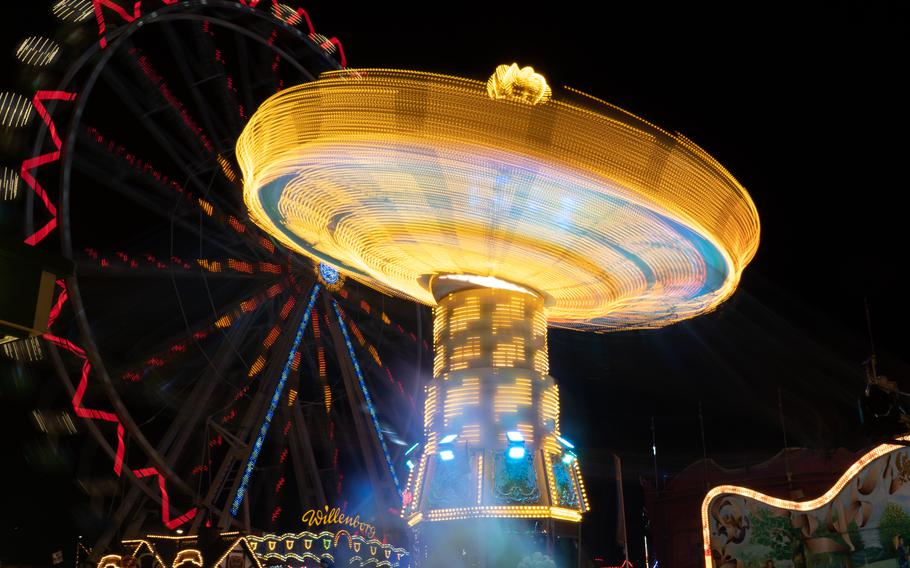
[
  {"xmin": 2, "ymin": 2, "xmax": 909, "ymax": 566},
  {"xmin": 302, "ymin": 0, "xmax": 910, "ymax": 502}
]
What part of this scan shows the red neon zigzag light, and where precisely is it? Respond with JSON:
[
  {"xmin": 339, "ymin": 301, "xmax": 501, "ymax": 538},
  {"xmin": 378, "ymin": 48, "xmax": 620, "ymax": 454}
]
[
  {"xmin": 21, "ymin": 90, "xmax": 76, "ymax": 246},
  {"xmin": 93, "ymin": 0, "xmax": 346, "ymax": 68},
  {"xmin": 44, "ymin": 278, "xmax": 296, "ymax": 527},
  {"xmin": 44, "ymin": 284, "xmax": 198, "ymax": 528}
]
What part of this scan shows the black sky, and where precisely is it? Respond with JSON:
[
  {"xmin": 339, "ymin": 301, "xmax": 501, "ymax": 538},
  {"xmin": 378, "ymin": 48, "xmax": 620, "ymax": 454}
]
[{"xmin": 291, "ymin": 0, "xmax": 910, "ymax": 459}]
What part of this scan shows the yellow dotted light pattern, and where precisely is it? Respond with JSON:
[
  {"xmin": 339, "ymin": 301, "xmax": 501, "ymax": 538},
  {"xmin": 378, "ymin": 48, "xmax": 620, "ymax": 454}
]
[
  {"xmin": 15, "ymin": 37, "xmax": 60, "ymax": 67},
  {"xmin": 239, "ymin": 68, "xmax": 759, "ymax": 329}
]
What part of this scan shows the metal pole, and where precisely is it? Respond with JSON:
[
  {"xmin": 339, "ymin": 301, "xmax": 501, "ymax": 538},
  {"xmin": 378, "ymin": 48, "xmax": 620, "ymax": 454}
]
[
  {"xmin": 577, "ymin": 521, "xmax": 582, "ymax": 568},
  {"xmin": 615, "ymin": 455, "xmax": 629, "ymax": 563},
  {"xmin": 778, "ymin": 387, "xmax": 793, "ymax": 490},
  {"xmin": 650, "ymin": 416, "xmax": 659, "ymax": 490},
  {"xmin": 865, "ymin": 298, "xmax": 878, "ymax": 378}
]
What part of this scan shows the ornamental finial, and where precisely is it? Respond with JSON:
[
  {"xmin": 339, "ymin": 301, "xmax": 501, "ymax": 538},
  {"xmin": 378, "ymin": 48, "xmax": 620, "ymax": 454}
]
[{"xmin": 486, "ymin": 63, "xmax": 552, "ymax": 105}]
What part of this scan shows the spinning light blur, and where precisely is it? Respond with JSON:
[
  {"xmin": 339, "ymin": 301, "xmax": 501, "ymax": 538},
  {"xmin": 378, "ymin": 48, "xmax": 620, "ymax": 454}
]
[
  {"xmin": 238, "ymin": 64, "xmax": 759, "ymax": 533},
  {"xmin": 238, "ymin": 68, "xmax": 759, "ymax": 330}
]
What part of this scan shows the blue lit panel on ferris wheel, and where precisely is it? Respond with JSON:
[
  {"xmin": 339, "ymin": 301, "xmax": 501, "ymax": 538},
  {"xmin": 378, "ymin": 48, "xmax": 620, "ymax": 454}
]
[
  {"xmin": 231, "ymin": 284, "xmax": 321, "ymax": 516},
  {"xmin": 319, "ymin": 262, "xmax": 340, "ymax": 285},
  {"xmin": 332, "ymin": 299, "xmax": 402, "ymax": 495}
]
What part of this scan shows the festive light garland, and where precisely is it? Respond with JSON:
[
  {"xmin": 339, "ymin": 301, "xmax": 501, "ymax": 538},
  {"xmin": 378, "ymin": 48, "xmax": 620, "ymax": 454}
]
[
  {"xmin": 231, "ymin": 284, "xmax": 321, "ymax": 516},
  {"xmin": 246, "ymin": 528, "xmax": 409, "ymax": 564},
  {"xmin": 239, "ymin": 67, "xmax": 760, "ymax": 330}
]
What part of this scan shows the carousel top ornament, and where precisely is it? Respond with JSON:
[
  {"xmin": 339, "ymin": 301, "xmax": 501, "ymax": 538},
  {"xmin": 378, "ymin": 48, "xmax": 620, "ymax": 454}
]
[{"xmin": 238, "ymin": 64, "xmax": 760, "ymax": 330}]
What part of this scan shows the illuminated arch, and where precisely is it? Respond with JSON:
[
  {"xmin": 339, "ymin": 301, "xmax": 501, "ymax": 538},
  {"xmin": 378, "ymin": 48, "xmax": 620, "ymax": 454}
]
[{"xmin": 701, "ymin": 435, "xmax": 910, "ymax": 568}]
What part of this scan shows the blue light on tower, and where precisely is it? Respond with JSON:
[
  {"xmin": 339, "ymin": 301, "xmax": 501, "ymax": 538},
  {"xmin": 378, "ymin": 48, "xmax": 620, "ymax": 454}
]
[
  {"xmin": 438, "ymin": 433, "xmax": 457, "ymax": 461},
  {"xmin": 506, "ymin": 430, "xmax": 526, "ymax": 460},
  {"xmin": 507, "ymin": 446, "xmax": 526, "ymax": 460},
  {"xmin": 557, "ymin": 434, "xmax": 577, "ymax": 464},
  {"xmin": 555, "ymin": 435, "xmax": 575, "ymax": 449}
]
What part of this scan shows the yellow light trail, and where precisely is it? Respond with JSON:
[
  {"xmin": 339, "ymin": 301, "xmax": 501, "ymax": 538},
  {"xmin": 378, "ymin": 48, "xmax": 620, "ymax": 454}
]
[{"xmin": 238, "ymin": 67, "xmax": 759, "ymax": 330}]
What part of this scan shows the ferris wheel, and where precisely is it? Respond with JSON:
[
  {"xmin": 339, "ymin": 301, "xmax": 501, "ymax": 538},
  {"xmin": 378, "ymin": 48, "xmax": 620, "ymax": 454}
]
[{"xmin": 1, "ymin": 0, "xmax": 426, "ymax": 558}]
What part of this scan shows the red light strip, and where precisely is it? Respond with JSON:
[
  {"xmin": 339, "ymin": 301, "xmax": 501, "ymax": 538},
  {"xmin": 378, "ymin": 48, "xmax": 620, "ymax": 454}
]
[
  {"xmin": 93, "ymin": 0, "xmax": 140, "ymax": 49},
  {"xmin": 21, "ymin": 90, "xmax": 77, "ymax": 245},
  {"xmin": 44, "ymin": 335, "xmax": 127, "ymax": 475},
  {"xmin": 91, "ymin": 0, "xmax": 344, "ymax": 70},
  {"xmin": 46, "ymin": 280, "xmax": 68, "ymax": 329},
  {"xmin": 134, "ymin": 467, "xmax": 197, "ymax": 529},
  {"xmin": 85, "ymin": 127, "xmax": 284, "ymax": 256},
  {"xmin": 281, "ymin": 1, "xmax": 346, "ymax": 68},
  {"xmin": 93, "ymin": 0, "xmax": 179, "ymax": 49},
  {"xmin": 129, "ymin": 47, "xmax": 214, "ymax": 153},
  {"xmin": 43, "ymin": 283, "xmax": 197, "ymax": 528},
  {"xmin": 118, "ymin": 280, "xmax": 289, "ymax": 381}
]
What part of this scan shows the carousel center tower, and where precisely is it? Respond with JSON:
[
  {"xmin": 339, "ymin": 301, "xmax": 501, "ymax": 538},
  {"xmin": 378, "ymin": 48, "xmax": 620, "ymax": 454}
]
[{"xmin": 237, "ymin": 64, "xmax": 760, "ymax": 533}]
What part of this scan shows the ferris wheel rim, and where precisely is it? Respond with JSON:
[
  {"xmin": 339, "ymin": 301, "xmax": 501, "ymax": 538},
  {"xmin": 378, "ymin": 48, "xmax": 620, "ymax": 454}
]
[{"xmin": 31, "ymin": 0, "xmax": 342, "ymax": 520}]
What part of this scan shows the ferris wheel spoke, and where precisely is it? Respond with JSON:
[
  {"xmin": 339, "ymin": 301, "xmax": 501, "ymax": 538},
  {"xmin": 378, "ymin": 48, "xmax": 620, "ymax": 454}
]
[
  {"xmin": 73, "ymin": 247, "xmax": 284, "ymax": 281},
  {"xmin": 191, "ymin": 19, "xmax": 248, "ymax": 140},
  {"xmin": 231, "ymin": 27, "xmax": 259, "ymax": 123},
  {"xmin": 116, "ymin": 35, "xmax": 218, "ymax": 162},
  {"xmin": 158, "ymin": 21, "xmax": 237, "ymax": 153},
  {"xmin": 322, "ymin": 297, "xmax": 401, "ymax": 512},
  {"xmin": 114, "ymin": 279, "xmax": 288, "ymax": 385},
  {"xmin": 100, "ymin": 73, "xmax": 207, "ymax": 174},
  {"xmin": 98, "ymin": 59, "xmax": 215, "ymax": 192},
  {"xmin": 73, "ymin": 262, "xmax": 273, "ymax": 279},
  {"xmin": 77, "ymin": 125, "xmax": 277, "ymax": 263},
  {"xmin": 78, "ymin": 124, "xmax": 273, "ymax": 261},
  {"xmin": 72, "ymin": 156, "xmax": 254, "ymax": 260}
]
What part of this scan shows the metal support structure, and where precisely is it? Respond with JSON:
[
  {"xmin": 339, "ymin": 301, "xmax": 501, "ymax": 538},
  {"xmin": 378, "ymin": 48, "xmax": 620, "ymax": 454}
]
[
  {"xmin": 186, "ymin": 290, "xmax": 313, "ymax": 532},
  {"xmin": 288, "ymin": 399, "xmax": 328, "ymax": 509},
  {"xmin": 322, "ymin": 294, "xmax": 399, "ymax": 513},
  {"xmin": 90, "ymin": 315, "xmax": 255, "ymax": 554}
]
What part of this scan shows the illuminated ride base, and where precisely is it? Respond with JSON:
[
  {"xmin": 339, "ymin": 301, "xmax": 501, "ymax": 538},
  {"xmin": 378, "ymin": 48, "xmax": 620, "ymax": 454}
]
[
  {"xmin": 238, "ymin": 65, "xmax": 760, "ymax": 566},
  {"xmin": 97, "ymin": 530, "xmax": 409, "ymax": 568}
]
